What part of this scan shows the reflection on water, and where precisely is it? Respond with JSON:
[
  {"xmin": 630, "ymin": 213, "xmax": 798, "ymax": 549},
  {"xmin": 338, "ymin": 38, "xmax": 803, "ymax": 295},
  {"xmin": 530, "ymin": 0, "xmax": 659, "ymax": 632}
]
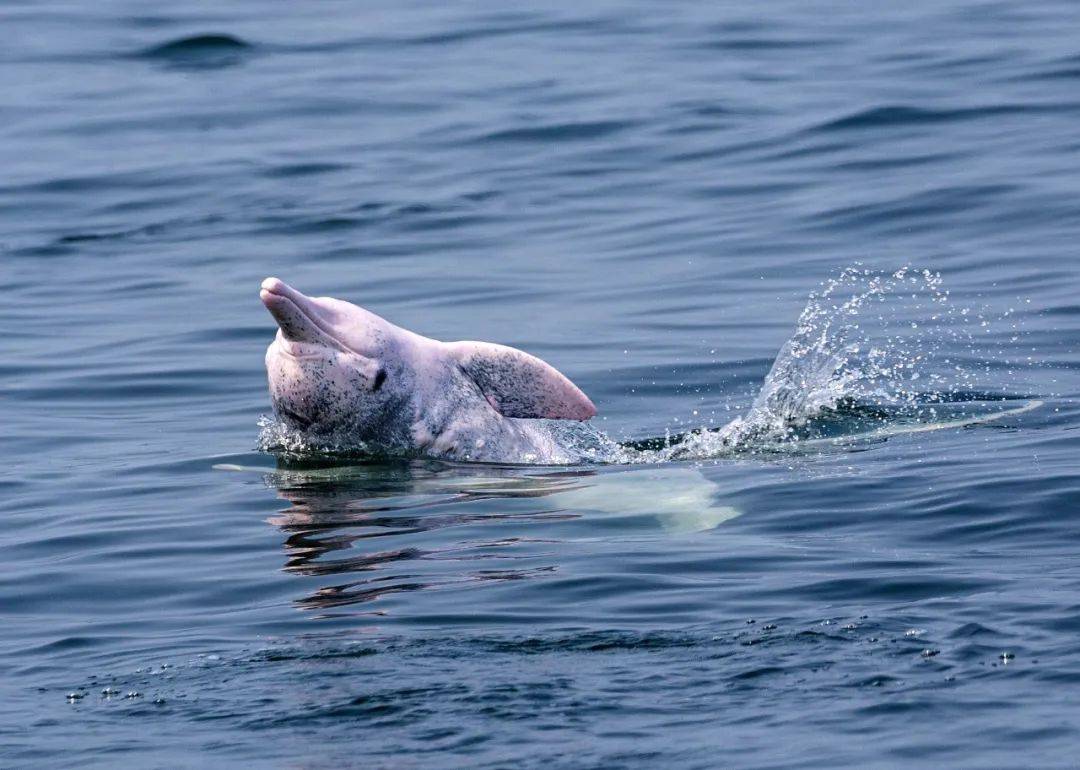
[{"xmin": 249, "ymin": 461, "xmax": 737, "ymax": 614}]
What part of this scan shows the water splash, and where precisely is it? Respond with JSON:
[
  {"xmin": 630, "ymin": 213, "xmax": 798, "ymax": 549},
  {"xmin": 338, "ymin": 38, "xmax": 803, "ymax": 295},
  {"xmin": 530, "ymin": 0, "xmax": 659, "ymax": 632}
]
[
  {"xmin": 258, "ymin": 415, "xmax": 378, "ymax": 459},
  {"xmin": 655, "ymin": 265, "xmax": 1005, "ymax": 460},
  {"xmin": 260, "ymin": 266, "xmax": 1021, "ymax": 464}
]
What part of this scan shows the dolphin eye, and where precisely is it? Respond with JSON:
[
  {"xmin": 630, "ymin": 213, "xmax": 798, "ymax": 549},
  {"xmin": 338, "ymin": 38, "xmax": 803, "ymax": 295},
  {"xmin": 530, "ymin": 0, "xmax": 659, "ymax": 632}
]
[{"xmin": 372, "ymin": 368, "xmax": 387, "ymax": 392}]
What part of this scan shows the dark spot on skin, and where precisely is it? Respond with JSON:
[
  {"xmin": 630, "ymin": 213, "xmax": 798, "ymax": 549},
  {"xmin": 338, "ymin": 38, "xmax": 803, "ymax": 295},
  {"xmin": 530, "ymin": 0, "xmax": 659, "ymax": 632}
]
[{"xmin": 372, "ymin": 368, "xmax": 387, "ymax": 392}]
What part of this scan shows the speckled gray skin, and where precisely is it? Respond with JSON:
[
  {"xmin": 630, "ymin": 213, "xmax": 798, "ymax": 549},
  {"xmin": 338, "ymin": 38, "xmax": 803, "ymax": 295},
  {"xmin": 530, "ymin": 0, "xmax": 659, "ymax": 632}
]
[{"xmin": 260, "ymin": 278, "xmax": 597, "ymax": 463}]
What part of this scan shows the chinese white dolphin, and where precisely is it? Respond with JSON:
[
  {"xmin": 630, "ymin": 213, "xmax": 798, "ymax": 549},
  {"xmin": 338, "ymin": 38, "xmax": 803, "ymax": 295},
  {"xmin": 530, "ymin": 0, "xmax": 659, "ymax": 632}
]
[{"xmin": 260, "ymin": 278, "xmax": 599, "ymax": 463}]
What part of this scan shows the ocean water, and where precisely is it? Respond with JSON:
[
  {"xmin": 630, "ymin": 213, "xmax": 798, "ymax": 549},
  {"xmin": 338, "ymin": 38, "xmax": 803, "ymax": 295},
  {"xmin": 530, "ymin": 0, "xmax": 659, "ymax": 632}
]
[{"xmin": 3, "ymin": 1, "xmax": 1080, "ymax": 767}]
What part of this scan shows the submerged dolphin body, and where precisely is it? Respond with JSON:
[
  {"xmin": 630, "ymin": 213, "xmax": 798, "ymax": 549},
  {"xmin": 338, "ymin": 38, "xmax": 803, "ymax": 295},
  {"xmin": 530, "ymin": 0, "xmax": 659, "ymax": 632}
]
[{"xmin": 260, "ymin": 278, "xmax": 599, "ymax": 463}]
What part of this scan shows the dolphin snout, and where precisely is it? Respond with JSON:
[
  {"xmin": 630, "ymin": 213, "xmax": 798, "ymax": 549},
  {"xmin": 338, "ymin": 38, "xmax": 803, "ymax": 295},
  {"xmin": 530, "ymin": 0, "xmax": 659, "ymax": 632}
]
[
  {"xmin": 260, "ymin": 276, "xmax": 297, "ymax": 304},
  {"xmin": 260, "ymin": 277, "xmax": 324, "ymax": 343},
  {"xmin": 260, "ymin": 276, "xmax": 309, "ymax": 313}
]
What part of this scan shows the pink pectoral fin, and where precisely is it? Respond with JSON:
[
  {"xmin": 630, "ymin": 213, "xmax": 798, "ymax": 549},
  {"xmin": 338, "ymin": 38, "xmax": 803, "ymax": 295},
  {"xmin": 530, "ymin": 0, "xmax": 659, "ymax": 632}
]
[{"xmin": 448, "ymin": 341, "xmax": 597, "ymax": 420}]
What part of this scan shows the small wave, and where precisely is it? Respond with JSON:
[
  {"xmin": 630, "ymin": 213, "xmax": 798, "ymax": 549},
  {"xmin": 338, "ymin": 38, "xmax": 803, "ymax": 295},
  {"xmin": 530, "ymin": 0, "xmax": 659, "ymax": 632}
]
[
  {"xmin": 810, "ymin": 104, "xmax": 1045, "ymax": 133},
  {"xmin": 138, "ymin": 34, "xmax": 254, "ymax": 69},
  {"xmin": 803, "ymin": 184, "xmax": 1016, "ymax": 233},
  {"xmin": 261, "ymin": 162, "xmax": 350, "ymax": 179},
  {"xmin": 406, "ymin": 17, "xmax": 616, "ymax": 47},
  {"xmin": 1017, "ymin": 66, "xmax": 1080, "ymax": 82},
  {"xmin": 478, "ymin": 120, "xmax": 633, "ymax": 143},
  {"xmin": 699, "ymin": 36, "xmax": 840, "ymax": 51}
]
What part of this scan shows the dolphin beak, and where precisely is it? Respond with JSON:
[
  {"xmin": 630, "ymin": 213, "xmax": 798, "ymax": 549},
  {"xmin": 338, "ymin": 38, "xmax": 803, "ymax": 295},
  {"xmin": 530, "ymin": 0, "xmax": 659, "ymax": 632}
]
[
  {"xmin": 260, "ymin": 277, "xmax": 324, "ymax": 343},
  {"xmin": 260, "ymin": 276, "xmax": 296, "ymax": 308},
  {"xmin": 260, "ymin": 277, "xmax": 296, "ymax": 325}
]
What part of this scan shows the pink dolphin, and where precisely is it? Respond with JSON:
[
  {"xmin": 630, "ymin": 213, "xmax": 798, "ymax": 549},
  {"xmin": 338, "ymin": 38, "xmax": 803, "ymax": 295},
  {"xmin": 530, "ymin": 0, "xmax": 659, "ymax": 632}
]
[{"xmin": 260, "ymin": 278, "xmax": 596, "ymax": 463}]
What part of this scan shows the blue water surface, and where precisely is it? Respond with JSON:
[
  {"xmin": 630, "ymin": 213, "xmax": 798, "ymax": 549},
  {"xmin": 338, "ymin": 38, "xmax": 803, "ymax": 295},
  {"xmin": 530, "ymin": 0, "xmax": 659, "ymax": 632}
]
[{"xmin": 3, "ymin": 1, "xmax": 1080, "ymax": 767}]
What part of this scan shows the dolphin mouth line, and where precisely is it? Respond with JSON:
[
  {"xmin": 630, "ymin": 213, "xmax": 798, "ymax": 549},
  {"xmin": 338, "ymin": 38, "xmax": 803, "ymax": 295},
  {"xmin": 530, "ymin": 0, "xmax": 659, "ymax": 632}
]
[
  {"xmin": 262, "ymin": 285, "xmax": 359, "ymax": 357},
  {"xmin": 275, "ymin": 341, "xmax": 326, "ymax": 361}
]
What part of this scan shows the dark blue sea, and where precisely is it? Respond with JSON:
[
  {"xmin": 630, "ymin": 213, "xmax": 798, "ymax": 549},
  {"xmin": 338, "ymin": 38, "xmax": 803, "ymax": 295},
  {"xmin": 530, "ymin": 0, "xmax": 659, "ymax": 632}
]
[{"xmin": 4, "ymin": 1, "xmax": 1080, "ymax": 767}]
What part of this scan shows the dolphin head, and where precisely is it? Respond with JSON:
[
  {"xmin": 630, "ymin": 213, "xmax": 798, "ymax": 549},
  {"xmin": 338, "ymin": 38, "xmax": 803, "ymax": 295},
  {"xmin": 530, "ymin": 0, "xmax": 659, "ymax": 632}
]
[
  {"xmin": 260, "ymin": 277, "xmax": 418, "ymax": 440},
  {"xmin": 260, "ymin": 277, "xmax": 596, "ymax": 456}
]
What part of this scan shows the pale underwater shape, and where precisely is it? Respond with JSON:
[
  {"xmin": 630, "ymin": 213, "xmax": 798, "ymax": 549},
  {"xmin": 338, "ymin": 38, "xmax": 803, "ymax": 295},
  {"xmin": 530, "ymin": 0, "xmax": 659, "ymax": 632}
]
[
  {"xmin": 215, "ymin": 462, "xmax": 737, "ymax": 535},
  {"xmin": 544, "ymin": 468, "xmax": 740, "ymax": 533}
]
